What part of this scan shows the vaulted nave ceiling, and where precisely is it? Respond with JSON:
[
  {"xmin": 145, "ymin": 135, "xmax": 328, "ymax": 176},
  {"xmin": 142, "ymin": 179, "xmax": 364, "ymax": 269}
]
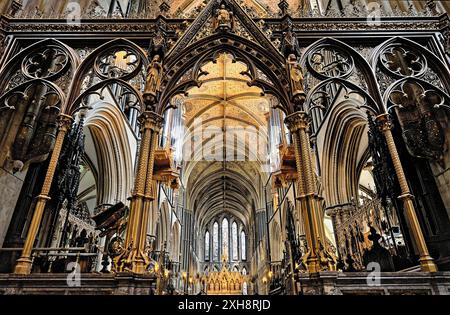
[{"xmin": 180, "ymin": 53, "xmax": 271, "ymax": 229}]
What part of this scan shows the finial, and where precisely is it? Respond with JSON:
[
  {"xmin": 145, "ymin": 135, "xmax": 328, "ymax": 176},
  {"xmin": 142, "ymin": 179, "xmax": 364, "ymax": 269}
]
[
  {"xmin": 159, "ymin": 1, "xmax": 171, "ymax": 16},
  {"xmin": 278, "ymin": 0, "xmax": 289, "ymax": 16}
]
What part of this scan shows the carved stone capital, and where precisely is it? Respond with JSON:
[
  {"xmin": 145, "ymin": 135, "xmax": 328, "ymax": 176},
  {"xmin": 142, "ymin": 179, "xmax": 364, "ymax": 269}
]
[
  {"xmin": 138, "ymin": 111, "xmax": 164, "ymax": 132},
  {"xmin": 57, "ymin": 114, "xmax": 74, "ymax": 133},
  {"xmin": 284, "ymin": 111, "xmax": 310, "ymax": 133},
  {"xmin": 375, "ymin": 113, "xmax": 394, "ymax": 132},
  {"xmin": 398, "ymin": 193, "xmax": 415, "ymax": 201}
]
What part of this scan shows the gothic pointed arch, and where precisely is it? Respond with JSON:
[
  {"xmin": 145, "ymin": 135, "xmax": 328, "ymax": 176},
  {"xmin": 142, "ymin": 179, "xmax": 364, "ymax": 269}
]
[
  {"xmin": 300, "ymin": 37, "xmax": 384, "ymax": 111},
  {"xmin": 319, "ymin": 99, "xmax": 369, "ymax": 207},
  {"xmin": 84, "ymin": 101, "xmax": 135, "ymax": 205},
  {"xmin": 165, "ymin": 0, "xmax": 283, "ymax": 64},
  {"xmin": 304, "ymin": 78, "xmax": 379, "ymax": 135},
  {"xmin": 157, "ymin": 200, "xmax": 171, "ymax": 250},
  {"xmin": 189, "ymin": 167, "xmax": 261, "ymax": 228},
  {"xmin": 0, "ymin": 38, "xmax": 79, "ymax": 94},
  {"xmin": 157, "ymin": 0, "xmax": 291, "ymax": 114},
  {"xmin": 171, "ymin": 221, "xmax": 181, "ymax": 262},
  {"xmin": 64, "ymin": 38, "xmax": 149, "ymax": 114},
  {"xmin": 370, "ymin": 36, "xmax": 450, "ymax": 96}
]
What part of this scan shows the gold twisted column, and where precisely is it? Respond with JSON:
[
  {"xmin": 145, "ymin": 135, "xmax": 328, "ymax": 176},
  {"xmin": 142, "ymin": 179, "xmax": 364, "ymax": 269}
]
[
  {"xmin": 14, "ymin": 114, "xmax": 73, "ymax": 274},
  {"xmin": 285, "ymin": 111, "xmax": 334, "ymax": 274},
  {"xmin": 376, "ymin": 114, "xmax": 437, "ymax": 272},
  {"xmin": 121, "ymin": 111, "xmax": 163, "ymax": 273}
]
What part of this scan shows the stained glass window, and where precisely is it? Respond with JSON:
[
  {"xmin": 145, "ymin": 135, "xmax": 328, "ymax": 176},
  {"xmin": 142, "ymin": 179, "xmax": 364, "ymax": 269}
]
[
  {"xmin": 232, "ymin": 222, "xmax": 238, "ymax": 261},
  {"xmin": 241, "ymin": 230, "xmax": 246, "ymax": 260},
  {"xmin": 222, "ymin": 218, "xmax": 229, "ymax": 260},
  {"xmin": 205, "ymin": 231, "xmax": 210, "ymax": 261},
  {"xmin": 213, "ymin": 222, "xmax": 219, "ymax": 261}
]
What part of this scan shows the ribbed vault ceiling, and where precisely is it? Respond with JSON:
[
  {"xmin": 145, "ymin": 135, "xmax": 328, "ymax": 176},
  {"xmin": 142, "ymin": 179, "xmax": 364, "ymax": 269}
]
[{"xmin": 181, "ymin": 53, "xmax": 271, "ymax": 230}]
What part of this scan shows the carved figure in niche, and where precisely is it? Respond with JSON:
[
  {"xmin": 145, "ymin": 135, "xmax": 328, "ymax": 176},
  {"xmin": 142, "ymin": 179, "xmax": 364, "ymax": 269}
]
[
  {"xmin": 150, "ymin": 20, "xmax": 168, "ymax": 58},
  {"xmin": 311, "ymin": 53, "xmax": 324, "ymax": 74},
  {"xmin": 310, "ymin": 49, "xmax": 351, "ymax": 78},
  {"xmin": 281, "ymin": 20, "xmax": 301, "ymax": 58},
  {"xmin": 144, "ymin": 54, "xmax": 163, "ymax": 105},
  {"xmin": 213, "ymin": 4, "xmax": 234, "ymax": 32},
  {"xmin": 287, "ymin": 54, "xmax": 306, "ymax": 107}
]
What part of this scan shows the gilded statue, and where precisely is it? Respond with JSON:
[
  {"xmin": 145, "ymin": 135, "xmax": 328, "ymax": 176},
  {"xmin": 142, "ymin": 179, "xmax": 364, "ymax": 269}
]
[
  {"xmin": 287, "ymin": 54, "xmax": 306, "ymax": 105},
  {"xmin": 144, "ymin": 54, "xmax": 163, "ymax": 98},
  {"xmin": 214, "ymin": 4, "xmax": 234, "ymax": 31}
]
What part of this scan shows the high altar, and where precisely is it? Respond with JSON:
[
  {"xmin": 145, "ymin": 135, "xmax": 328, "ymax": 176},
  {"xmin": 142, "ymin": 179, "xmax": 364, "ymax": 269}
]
[{"xmin": 204, "ymin": 257, "xmax": 249, "ymax": 295}]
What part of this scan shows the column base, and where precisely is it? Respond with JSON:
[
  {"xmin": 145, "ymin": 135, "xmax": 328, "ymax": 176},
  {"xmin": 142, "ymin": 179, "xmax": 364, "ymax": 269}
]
[
  {"xmin": 306, "ymin": 257, "xmax": 321, "ymax": 274},
  {"xmin": 419, "ymin": 256, "xmax": 438, "ymax": 273},
  {"xmin": 132, "ymin": 260, "xmax": 147, "ymax": 274},
  {"xmin": 14, "ymin": 257, "xmax": 33, "ymax": 275},
  {"xmin": 117, "ymin": 249, "xmax": 149, "ymax": 274}
]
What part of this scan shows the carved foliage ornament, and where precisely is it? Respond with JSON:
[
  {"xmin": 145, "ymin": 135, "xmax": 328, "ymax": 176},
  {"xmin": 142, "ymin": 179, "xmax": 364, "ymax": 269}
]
[{"xmin": 389, "ymin": 80, "xmax": 446, "ymax": 161}]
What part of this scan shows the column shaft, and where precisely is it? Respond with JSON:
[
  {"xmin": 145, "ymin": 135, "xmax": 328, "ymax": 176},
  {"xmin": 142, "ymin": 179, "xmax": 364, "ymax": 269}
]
[
  {"xmin": 121, "ymin": 111, "xmax": 163, "ymax": 273},
  {"xmin": 14, "ymin": 114, "xmax": 73, "ymax": 274},
  {"xmin": 376, "ymin": 113, "xmax": 437, "ymax": 272},
  {"xmin": 286, "ymin": 111, "xmax": 334, "ymax": 273}
]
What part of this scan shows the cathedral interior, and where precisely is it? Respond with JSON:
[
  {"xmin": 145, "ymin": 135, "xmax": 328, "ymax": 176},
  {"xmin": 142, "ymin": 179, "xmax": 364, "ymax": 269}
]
[{"xmin": 0, "ymin": 0, "xmax": 450, "ymax": 295}]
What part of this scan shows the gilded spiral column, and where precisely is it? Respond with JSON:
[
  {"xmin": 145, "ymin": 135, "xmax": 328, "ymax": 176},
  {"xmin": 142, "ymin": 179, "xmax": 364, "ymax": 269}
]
[
  {"xmin": 376, "ymin": 113, "xmax": 437, "ymax": 272},
  {"xmin": 285, "ymin": 111, "xmax": 334, "ymax": 274},
  {"xmin": 138, "ymin": 111, "xmax": 163, "ymax": 273},
  {"xmin": 123, "ymin": 116, "xmax": 150, "ymax": 254},
  {"xmin": 121, "ymin": 111, "xmax": 163, "ymax": 273},
  {"xmin": 14, "ymin": 114, "xmax": 73, "ymax": 275}
]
